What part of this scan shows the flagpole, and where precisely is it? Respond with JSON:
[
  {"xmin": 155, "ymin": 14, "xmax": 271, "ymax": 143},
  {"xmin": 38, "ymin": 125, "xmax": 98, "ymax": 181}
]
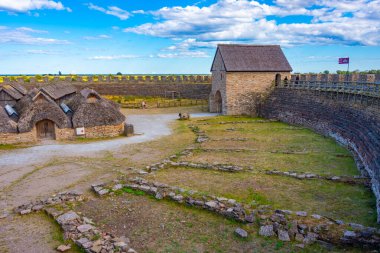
[{"xmin": 347, "ymin": 56, "xmax": 350, "ymax": 74}]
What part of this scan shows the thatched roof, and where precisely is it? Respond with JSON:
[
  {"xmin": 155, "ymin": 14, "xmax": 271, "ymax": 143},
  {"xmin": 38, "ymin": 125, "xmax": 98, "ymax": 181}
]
[
  {"xmin": 67, "ymin": 88, "xmax": 125, "ymax": 128},
  {"xmin": 41, "ymin": 82, "xmax": 77, "ymax": 100},
  {"xmin": 0, "ymin": 84, "xmax": 24, "ymax": 100},
  {"xmin": 211, "ymin": 44, "xmax": 292, "ymax": 72},
  {"xmin": 14, "ymin": 91, "xmax": 34, "ymax": 116},
  {"xmin": 0, "ymin": 106, "xmax": 18, "ymax": 133},
  {"xmin": 80, "ymin": 88, "xmax": 101, "ymax": 99},
  {"xmin": 17, "ymin": 91, "xmax": 72, "ymax": 133}
]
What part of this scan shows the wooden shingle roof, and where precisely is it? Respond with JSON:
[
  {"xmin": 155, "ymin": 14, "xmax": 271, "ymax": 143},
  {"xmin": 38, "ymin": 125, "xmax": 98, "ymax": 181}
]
[
  {"xmin": 9, "ymin": 82, "xmax": 27, "ymax": 95},
  {"xmin": 0, "ymin": 85, "xmax": 24, "ymax": 100},
  {"xmin": 211, "ymin": 44, "xmax": 292, "ymax": 72},
  {"xmin": 41, "ymin": 82, "xmax": 77, "ymax": 100}
]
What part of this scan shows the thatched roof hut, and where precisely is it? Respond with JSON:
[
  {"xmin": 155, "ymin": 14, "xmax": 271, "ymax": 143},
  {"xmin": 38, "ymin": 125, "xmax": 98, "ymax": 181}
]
[
  {"xmin": 1, "ymin": 83, "xmax": 126, "ymax": 141},
  {"xmin": 67, "ymin": 88, "xmax": 125, "ymax": 128},
  {"xmin": 0, "ymin": 106, "xmax": 18, "ymax": 133},
  {"xmin": 16, "ymin": 91, "xmax": 72, "ymax": 133}
]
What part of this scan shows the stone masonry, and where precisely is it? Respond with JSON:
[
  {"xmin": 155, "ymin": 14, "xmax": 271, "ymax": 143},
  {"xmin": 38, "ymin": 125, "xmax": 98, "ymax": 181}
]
[
  {"xmin": 225, "ymin": 71, "xmax": 290, "ymax": 115},
  {"xmin": 1, "ymin": 75, "xmax": 212, "ymax": 100},
  {"xmin": 0, "ymin": 123, "xmax": 124, "ymax": 144},
  {"xmin": 260, "ymin": 88, "xmax": 380, "ymax": 223}
]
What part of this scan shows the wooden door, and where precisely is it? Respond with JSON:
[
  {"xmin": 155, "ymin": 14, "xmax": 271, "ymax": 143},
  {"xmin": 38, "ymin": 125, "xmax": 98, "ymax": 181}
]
[{"xmin": 36, "ymin": 119, "xmax": 55, "ymax": 140}]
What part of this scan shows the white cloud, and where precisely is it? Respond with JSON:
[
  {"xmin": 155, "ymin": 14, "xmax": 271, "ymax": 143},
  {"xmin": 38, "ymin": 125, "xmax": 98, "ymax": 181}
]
[
  {"xmin": 16, "ymin": 27, "xmax": 47, "ymax": 33},
  {"xmin": 159, "ymin": 38, "xmax": 213, "ymax": 58},
  {"xmin": 83, "ymin": 34, "xmax": 111, "ymax": 40},
  {"xmin": 166, "ymin": 38, "xmax": 231, "ymax": 51},
  {"xmin": 0, "ymin": 0, "xmax": 71, "ymax": 12},
  {"xmin": 0, "ymin": 26, "xmax": 69, "ymax": 45},
  {"xmin": 87, "ymin": 3, "xmax": 130, "ymax": 20},
  {"xmin": 132, "ymin": 10, "xmax": 145, "ymax": 14},
  {"xmin": 89, "ymin": 55, "xmax": 138, "ymax": 60},
  {"xmin": 26, "ymin": 49, "xmax": 61, "ymax": 55},
  {"xmin": 275, "ymin": 0, "xmax": 318, "ymax": 8},
  {"xmin": 157, "ymin": 51, "xmax": 210, "ymax": 58},
  {"xmin": 124, "ymin": 0, "xmax": 380, "ymax": 46},
  {"xmin": 89, "ymin": 51, "xmax": 209, "ymax": 60}
]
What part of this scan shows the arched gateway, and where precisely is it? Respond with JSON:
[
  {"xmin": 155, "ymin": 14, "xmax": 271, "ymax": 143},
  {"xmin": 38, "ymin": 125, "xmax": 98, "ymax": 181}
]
[
  {"xmin": 275, "ymin": 73, "xmax": 282, "ymax": 86},
  {"xmin": 214, "ymin": 90, "xmax": 222, "ymax": 113},
  {"xmin": 36, "ymin": 119, "xmax": 55, "ymax": 140}
]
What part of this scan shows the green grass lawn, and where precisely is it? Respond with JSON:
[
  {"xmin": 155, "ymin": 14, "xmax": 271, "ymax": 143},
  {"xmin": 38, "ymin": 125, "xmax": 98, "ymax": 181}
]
[
  {"xmin": 190, "ymin": 116, "xmax": 358, "ymax": 176},
  {"xmin": 0, "ymin": 143, "xmax": 33, "ymax": 151},
  {"xmin": 104, "ymin": 95, "xmax": 207, "ymax": 108},
  {"xmin": 145, "ymin": 116, "xmax": 377, "ymax": 226},
  {"xmin": 147, "ymin": 167, "xmax": 377, "ymax": 226}
]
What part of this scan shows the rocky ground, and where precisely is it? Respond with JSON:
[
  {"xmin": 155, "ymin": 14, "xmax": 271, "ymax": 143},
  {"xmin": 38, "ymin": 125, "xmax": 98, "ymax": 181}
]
[{"xmin": 0, "ymin": 106, "xmax": 378, "ymax": 252}]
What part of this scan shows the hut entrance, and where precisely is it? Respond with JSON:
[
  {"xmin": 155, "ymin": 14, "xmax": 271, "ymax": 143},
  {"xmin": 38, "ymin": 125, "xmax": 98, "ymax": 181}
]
[
  {"xmin": 215, "ymin": 90, "xmax": 222, "ymax": 113},
  {"xmin": 36, "ymin": 119, "xmax": 56, "ymax": 140}
]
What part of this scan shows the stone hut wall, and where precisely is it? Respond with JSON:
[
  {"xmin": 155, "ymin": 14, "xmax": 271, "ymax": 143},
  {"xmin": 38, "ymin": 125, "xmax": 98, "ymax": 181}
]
[
  {"xmin": 260, "ymin": 88, "xmax": 380, "ymax": 222},
  {"xmin": 55, "ymin": 123, "xmax": 124, "ymax": 140},
  {"xmin": 0, "ymin": 123, "xmax": 124, "ymax": 144},
  {"xmin": 55, "ymin": 127, "xmax": 75, "ymax": 141},
  {"xmin": 83, "ymin": 123, "xmax": 124, "ymax": 138},
  {"xmin": 0, "ymin": 131, "xmax": 36, "ymax": 144}
]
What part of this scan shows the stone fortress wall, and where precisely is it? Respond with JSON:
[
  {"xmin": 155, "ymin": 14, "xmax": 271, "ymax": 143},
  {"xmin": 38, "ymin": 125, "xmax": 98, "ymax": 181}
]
[
  {"xmin": 2, "ymin": 73, "xmax": 379, "ymax": 100},
  {"xmin": 1, "ymin": 75, "xmax": 212, "ymax": 99},
  {"xmin": 260, "ymin": 79, "xmax": 380, "ymax": 223},
  {"xmin": 289, "ymin": 73, "xmax": 380, "ymax": 82}
]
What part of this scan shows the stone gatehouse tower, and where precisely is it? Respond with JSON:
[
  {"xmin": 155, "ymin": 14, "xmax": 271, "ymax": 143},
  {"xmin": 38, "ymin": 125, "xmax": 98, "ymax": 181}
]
[{"xmin": 209, "ymin": 44, "xmax": 292, "ymax": 115}]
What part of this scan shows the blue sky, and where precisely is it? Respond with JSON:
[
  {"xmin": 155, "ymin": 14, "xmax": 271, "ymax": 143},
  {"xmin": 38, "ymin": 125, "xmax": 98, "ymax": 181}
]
[{"xmin": 0, "ymin": 0, "xmax": 379, "ymax": 74}]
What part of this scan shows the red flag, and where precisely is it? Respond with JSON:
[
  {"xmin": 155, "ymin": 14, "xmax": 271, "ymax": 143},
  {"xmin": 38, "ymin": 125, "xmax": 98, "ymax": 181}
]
[{"xmin": 339, "ymin": 57, "xmax": 349, "ymax": 64}]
